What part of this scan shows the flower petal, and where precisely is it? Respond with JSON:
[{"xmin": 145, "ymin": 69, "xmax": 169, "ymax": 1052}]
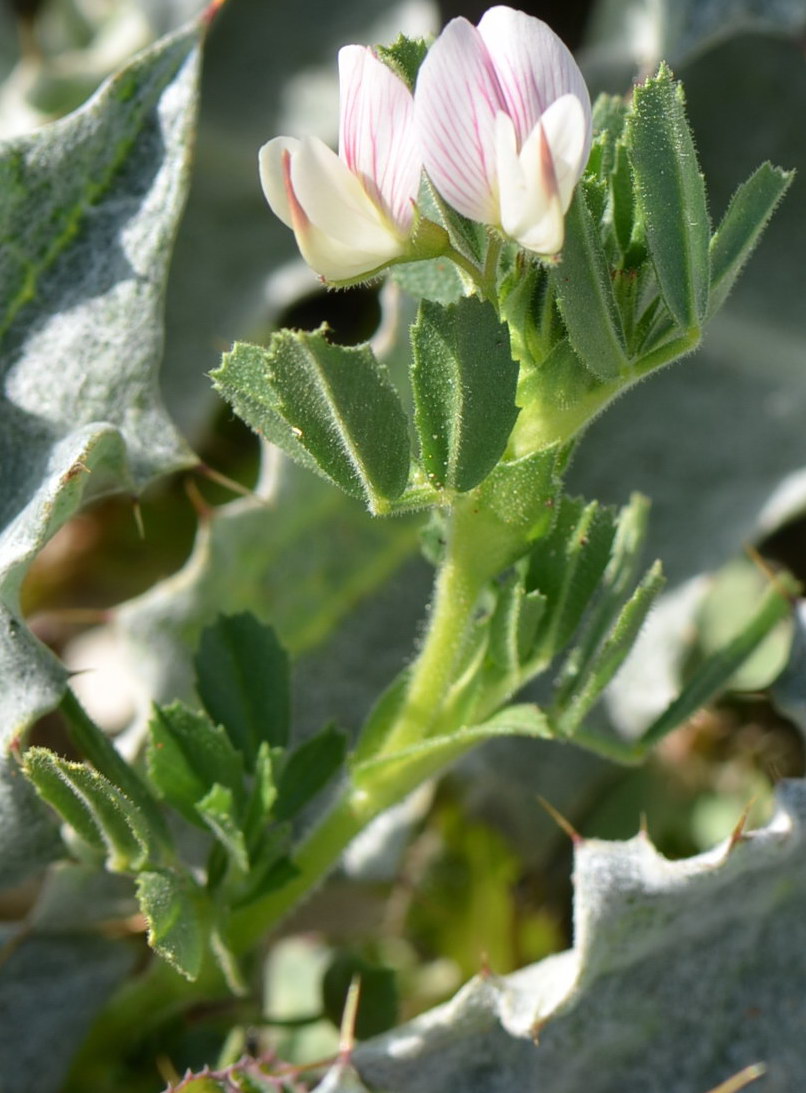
[
  {"xmin": 415, "ymin": 16, "xmax": 504, "ymax": 222},
  {"xmin": 540, "ymin": 93, "xmax": 589, "ymax": 212},
  {"xmin": 478, "ymin": 6, "xmax": 591, "ymax": 162},
  {"xmin": 290, "ymin": 136, "xmax": 401, "ymax": 249},
  {"xmin": 338, "ymin": 45, "xmax": 421, "ymax": 232},
  {"xmin": 265, "ymin": 137, "xmax": 404, "ymax": 280},
  {"xmin": 258, "ymin": 136, "xmax": 302, "ymax": 230},
  {"xmin": 294, "ymin": 220, "xmax": 404, "ymax": 282},
  {"xmin": 495, "ymin": 112, "xmax": 565, "ymax": 255}
]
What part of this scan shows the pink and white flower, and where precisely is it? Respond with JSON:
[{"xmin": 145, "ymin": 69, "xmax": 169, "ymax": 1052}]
[
  {"xmin": 260, "ymin": 45, "xmax": 422, "ymax": 283},
  {"xmin": 415, "ymin": 6, "xmax": 592, "ymax": 256}
]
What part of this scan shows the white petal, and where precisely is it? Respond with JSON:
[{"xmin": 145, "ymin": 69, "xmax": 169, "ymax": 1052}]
[
  {"xmin": 292, "ymin": 138, "xmax": 405, "ymax": 279},
  {"xmin": 291, "ymin": 137, "xmax": 402, "ymax": 247},
  {"xmin": 296, "ymin": 220, "xmax": 403, "ymax": 282},
  {"xmin": 540, "ymin": 94, "xmax": 588, "ymax": 212},
  {"xmin": 258, "ymin": 136, "xmax": 302, "ymax": 230},
  {"xmin": 478, "ymin": 5, "xmax": 591, "ymax": 163},
  {"xmin": 338, "ymin": 45, "xmax": 421, "ymax": 232},
  {"xmin": 415, "ymin": 16, "xmax": 504, "ymax": 222},
  {"xmin": 495, "ymin": 112, "xmax": 564, "ymax": 254}
]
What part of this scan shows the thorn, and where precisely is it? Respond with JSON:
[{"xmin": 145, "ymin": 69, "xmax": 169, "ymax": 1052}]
[
  {"xmin": 131, "ymin": 497, "xmax": 145, "ymax": 540},
  {"xmin": 706, "ymin": 1062, "xmax": 766, "ymax": 1093},
  {"xmin": 724, "ymin": 797, "xmax": 757, "ymax": 859},
  {"xmin": 339, "ymin": 975, "xmax": 361, "ymax": 1060},
  {"xmin": 196, "ymin": 462, "xmax": 263, "ymax": 503},
  {"xmin": 536, "ymin": 795, "xmax": 583, "ymax": 846},
  {"xmin": 638, "ymin": 811, "xmax": 649, "ymax": 839},
  {"xmin": 479, "ymin": 951, "xmax": 492, "ymax": 979},
  {"xmin": 184, "ymin": 476, "xmax": 213, "ymax": 522}
]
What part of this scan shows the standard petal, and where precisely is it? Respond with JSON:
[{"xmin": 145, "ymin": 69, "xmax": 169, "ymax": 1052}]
[
  {"xmin": 478, "ymin": 5, "xmax": 591, "ymax": 160},
  {"xmin": 258, "ymin": 136, "xmax": 302, "ymax": 230},
  {"xmin": 415, "ymin": 16, "xmax": 504, "ymax": 222},
  {"xmin": 540, "ymin": 93, "xmax": 589, "ymax": 212},
  {"xmin": 338, "ymin": 45, "xmax": 421, "ymax": 232}
]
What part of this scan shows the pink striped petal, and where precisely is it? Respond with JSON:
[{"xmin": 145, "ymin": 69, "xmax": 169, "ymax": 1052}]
[
  {"xmin": 415, "ymin": 16, "xmax": 505, "ymax": 223},
  {"xmin": 478, "ymin": 6, "xmax": 591, "ymax": 158},
  {"xmin": 338, "ymin": 45, "xmax": 421, "ymax": 232}
]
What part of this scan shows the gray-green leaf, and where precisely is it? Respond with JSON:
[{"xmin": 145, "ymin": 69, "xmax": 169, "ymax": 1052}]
[{"xmin": 0, "ymin": 20, "xmax": 203, "ymax": 881}]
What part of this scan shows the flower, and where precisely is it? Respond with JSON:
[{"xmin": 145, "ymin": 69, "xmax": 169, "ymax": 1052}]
[
  {"xmin": 415, "ymin": 6, "xmax": 592, "ymax": 256},
  {"xmin": 259, "ymin": 45, "xmax": 423, "ymax": 283}
]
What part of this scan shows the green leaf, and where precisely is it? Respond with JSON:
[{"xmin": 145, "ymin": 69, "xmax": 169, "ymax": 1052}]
[
  {"xmin": 391, "ymin": 255, "xmax": 465, "ymax": 305},
  {"xmin": 553, "ymin": 560, "xmax": 665, "ymax": 736},
  {"xmin": 375, "ymin": 34, "xmax": 428, "ymax": 88},
  {"xmin": 627, "ymin": 64, "xmax": 711, "ymax": 331},
  {"xmin": 639, "ymin": 573, "xmax": 798, "ymax": 753},
  {"xmin": 708, "ymin": 162, "xmax": 793, "ymax": 316},
  {"xmin": 61, "ymin": 689, "xmax": 171, "ymax": 848},
  {"xmin": 411, "ymin": 296, "xmax": 520, "ymax": 492},
  {"xmin": 195, "ymin": 784, "xmax": 249, "ymax": 875},
  {"xmin": 236, "ymin": 832, "xmax": 296, "ymax": 908},
  {"xmin": 24, "ymin": 750, "xmax": 158, "ymax": 872},
  {"xmin": 136, "ymin": 869, "xmax": 209, "ymax": 981},
  {"xmin": 353, "ymin": 709, "xmax": 553, "ymax": 795},
  {"xmin": 194, "ymin": 613, "xmax": 291, "ymax": 765},
  {"xmin": 241, "ymin": 742, "xmax": 278, "ymax": 848},
  {"xmin": 212, "ymin": 333, "xmax": 411, "ymax": 513},
  {"xmin": 553, "ymin": 493, "xmax": 652, "ymax": 705},
  {"xmin": 353, "ymin": 669, "xmax": 412, "ymax": 765},
  {"xmin": 146, "ymin": 702, "xmax": 245, "ymax": 825},
  {"xmin": 473, "ymin": 446, "xmax": 564, "ymax": 549},
  {"xmin": 274, "ymin": 725, "xmax": 347, "ymax": 822},
  {"xmin": 551, "ymin": 185, "xmax": 628, "ymax": 380},
  {"xmin": 610, "ymin": 142, "xmax": 643, "ymax": 264},
  {"xmin": 589, "ymin": 93, "xmax": 630, "ymax": 180},
  {"xmin": 527, "ymin": 498, "xmax": 618, "ymax": 664},
  {"xmin": 487, "ymin": 572, "xmax": 546, "ymax": 678}
]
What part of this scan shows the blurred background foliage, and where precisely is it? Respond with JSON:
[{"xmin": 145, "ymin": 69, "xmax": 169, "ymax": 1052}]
[{"xmin": 3, "ymin": 0, "xmax": 806, "ymax": 1089}]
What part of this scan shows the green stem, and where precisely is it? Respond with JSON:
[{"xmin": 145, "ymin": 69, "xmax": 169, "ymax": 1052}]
[
  {"xmin": 382, "ymin": 548, "xmax": 485, "ymax": 755},
  {"xmin": 444, "ymin": 244, "xmax": 487, "ymax": 295},
  {"xmin": 481, "ymin": 235, "xmax": 503, "ymax": 302}
]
